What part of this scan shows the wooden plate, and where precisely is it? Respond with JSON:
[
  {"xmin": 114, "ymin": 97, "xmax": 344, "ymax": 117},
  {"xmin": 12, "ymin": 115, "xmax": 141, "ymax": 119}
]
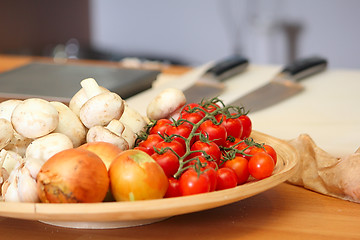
[{"xmin": 0, "ymin": 131, "xmax": 299, "ymax": 229}]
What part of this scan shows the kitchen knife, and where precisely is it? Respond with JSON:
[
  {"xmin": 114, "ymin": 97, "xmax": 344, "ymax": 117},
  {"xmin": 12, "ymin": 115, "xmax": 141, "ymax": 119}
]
[
  {"xmin": 184, "ymin": 55, "xmax": 249, "ymax": 104},
  {"xmin": 230, "ymin": 56, "xmax": 327, "ymax": 113}
]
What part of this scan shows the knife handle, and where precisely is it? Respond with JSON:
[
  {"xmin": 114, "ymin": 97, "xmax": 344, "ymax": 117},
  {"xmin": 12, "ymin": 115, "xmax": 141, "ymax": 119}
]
[
  {"xmin": 206, "ymin": 55, "xmax": 249, "ymax": 81},
  {"xmin": 281, "ymin": 56, "xmax": 328, "ymax": 81}
]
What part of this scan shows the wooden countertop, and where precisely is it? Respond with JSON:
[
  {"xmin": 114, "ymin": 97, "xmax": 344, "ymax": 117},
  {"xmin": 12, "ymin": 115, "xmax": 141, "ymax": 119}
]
[{"xmin": 0, "ymin": 55, "xmax": 359, "ymax": 240}]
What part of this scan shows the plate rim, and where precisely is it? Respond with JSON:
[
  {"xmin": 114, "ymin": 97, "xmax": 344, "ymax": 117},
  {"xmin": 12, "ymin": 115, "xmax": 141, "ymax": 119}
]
[{"xmin": 0, "ymin": 130, "xmax": 299, "ymax": 222}]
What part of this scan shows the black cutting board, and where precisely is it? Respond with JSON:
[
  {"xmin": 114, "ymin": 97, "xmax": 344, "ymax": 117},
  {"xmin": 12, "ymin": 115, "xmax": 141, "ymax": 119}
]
[{"xmin": 0, "ymin": 62, "xmax": 160, "ymax": 102}]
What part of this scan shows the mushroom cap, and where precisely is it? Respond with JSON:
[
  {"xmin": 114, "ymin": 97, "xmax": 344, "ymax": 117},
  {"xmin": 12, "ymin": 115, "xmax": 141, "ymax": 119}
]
[
  {"xmin": 69, "ymin": 86, "xmax": 110, "ymax": 117},
  {"xmin": 146, "ymin": 88, "xmax": 186, "ymax": 120},
  {"xmin": 50, "ymin": 101, "xmax": 86, "ymax": 147},
  {"xmin": 86, "ymin": 126, "xmax": 129, "ymax": 151},
  {"xmin": 0, "ymin": 99, "xmax": 22, "ymax": 121},
  {"xmin": 0, "ymin": 119, "xmax": 14, "ymax": 149},
  {"xmin": 25, "ymin": 133, "xmax": 73, "ymax": 163},
  {"xmin": 11, "ymin": 98, "xmax": 59, "ymax": 139},
  {"xmin": 80, "ymin": 92, "xmax": 125, "ymax": 128}
]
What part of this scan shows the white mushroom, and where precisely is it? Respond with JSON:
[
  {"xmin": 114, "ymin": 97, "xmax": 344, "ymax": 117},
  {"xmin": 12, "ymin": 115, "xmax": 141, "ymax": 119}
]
[
  {"xmin": 11, "ymin": 98, "xmax": 59, "ymax": 139},
  {"xmin": 121, "ymin": 124, "xmax": 137, "ymax": 149},
  {"xmin": 80, "ymin": 91, "xmax": 125, "ymax": 128},
  {"xmin": 86, "ymin": 119, "xmax": 129, "ymax": 150},
  {"xmin": 146, "ymin": 88, "xmax": 186, "ymax": 120},
  {"xmin": 107, "ymin": 120, "xmax": 137, "ymax": 149},
  {"xmin": 0, "ymin": 99, "xmax": 22, "ymax": 121},
  {"xmin": 50, "ymin": 101, "xmax": 87, "ymax": 147},
  {"xmin": 69, "ymin": 78, "xmax": 110, "ymax": 117},
  {"xmin": 0, "ymin": 119, "xmax": 14, "ymax": 150},
  {"xmin": 25, "ymin": 133, "xmax": 73, "ymax": 164},
  {"xmin": 0, "ymin": 100, "xmax": 32, "ymax": 156},
  {"xmin": 120, "ymin": 104, "xmax": 148, "ymax": 135},
  {"xmin": 70, "ymin": 78, "xmax": 125, "ymax": 128}
]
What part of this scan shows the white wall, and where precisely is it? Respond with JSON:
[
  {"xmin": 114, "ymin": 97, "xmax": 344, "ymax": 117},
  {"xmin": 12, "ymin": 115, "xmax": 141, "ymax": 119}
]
[{"xmin": 89, "ymin": 0, "xmax": 360, "ymax": 69}]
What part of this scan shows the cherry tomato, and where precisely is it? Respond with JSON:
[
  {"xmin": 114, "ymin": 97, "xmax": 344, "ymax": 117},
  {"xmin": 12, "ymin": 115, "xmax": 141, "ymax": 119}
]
[
  {"xmin": 234, "ymin": 141, "xmax": 253, "ymax": 159},
  {"xmin": 149, "ymin": 119, "xmax": 171, "ymax": 135},
  {"xmin": 179, "ymin": 111, "xmax": 204, "ymax": 127},
  {"xmin": 180, "ymin": 103, "xmax": 206, "ymax": 117},
  {"xmin": 198, "ymin": 120, "xmax": 227, "ymax": 147},
  {"xmin": 239, "ymin": 115, "xmax": 252, "ymax": 139},
  {"xmin": 203, "ymin": 102, "xmax": 221, "ymax": 113},
  {"xmin": 248, "ymin": 152, "xmax": 275, "ymax": 180},
  {"xmin": 133, "ymin": 146, "xmax": 153, "ymax": 155},
  {"xmin": 151, "ymin": 151, "xmax": 180, "ymax": 177},
  {"xmin": 186, "ymin": 155, "xmax": 218, "ymax": 192},
  {"xmin": 215, "ymin": 114, "xmax": 243, "ymax": 139},
  {"xmin": 137, "ymin": 134, "xmax": 164, "ymax": 155},
  {"xmin": 223, "ymin": 156, "xmax": 249, "ymax": 184},
  {"xmin": 164, "ymin": 177, "xmax": 182, "ymax": 198},
  {"xmin": 203, "ymin": 166, "xmax": 217, "ymax": 192},
  {"xmin": 186, "ymin": 155, "xmax": 218, "ymax": 170},
  {"xmin": 155, "ymin": 139, "xmax": 186, "ymax": 157},
  {"xmin": 165, "ymin": 123, "xmax": 193, "ymax": 148},
  {"xmin": 179, "ymin": 168, "xmax": 211, "ymax": 196},
  {"xmin": 224, "ymin": 137, "xmax": 242, "ymax": 148},
  {"xmin": 215, "ymin": 167, "xmax": 238, "ymax": 190},
  {"xmin": 188, "ymin": 140, "xmax": 221, "ymax": 164},
  {"xmin": 249, "ymin": 144, "xmax": 277, "ymax": 164}
]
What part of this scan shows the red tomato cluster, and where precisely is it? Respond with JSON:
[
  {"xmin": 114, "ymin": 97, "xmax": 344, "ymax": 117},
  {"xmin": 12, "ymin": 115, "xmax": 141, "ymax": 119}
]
[{"xmin": 135, "ymin": 99, "xmax": 277, "ymax": 198}]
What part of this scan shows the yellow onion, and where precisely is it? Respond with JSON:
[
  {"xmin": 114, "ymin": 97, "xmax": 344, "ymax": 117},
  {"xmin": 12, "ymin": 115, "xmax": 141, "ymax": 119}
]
[
  {"xmin": 78, "ymin": 141, "xmax": 123, "ymax": 170},
  {"xmin": 109, "ymin": 149, "xmax": 168, "ymax": 201},
  {"xmin": 36, "ymin": 148, "xmax": 109, "ymax": 203}
]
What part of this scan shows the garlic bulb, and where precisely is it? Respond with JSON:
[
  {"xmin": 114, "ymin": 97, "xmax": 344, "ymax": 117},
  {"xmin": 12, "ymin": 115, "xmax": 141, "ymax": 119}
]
[
  {"xmin": 0, "ymin": 149, "xmax": 13, "ymax": 196},
  {"xmin": 1, "ymin": 150, "xmax": 23, "ymax": 175},
  {"xmin": 17, "ymin": 167, "xmax": 39, "ymax": 202},
  {"xmin": 4, "ymin": 131, "xmax": 32, "ymax": 158},
  {"xmin": 2, "ymin": 162, "xmax": 40, "ymax": 203},
  {"xmin": 0, "ymin": 150, "xmax": 41, "ymax": 203}
]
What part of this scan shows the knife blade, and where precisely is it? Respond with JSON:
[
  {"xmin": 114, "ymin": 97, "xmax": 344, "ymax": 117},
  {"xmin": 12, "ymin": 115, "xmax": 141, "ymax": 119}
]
[
  {"xmin": 184, "ymin": 55, "xmax": 249, "ymax": 104},
  {"xmin": 230, "ymin": 56, "xmax": 328, "ymax": 113}
]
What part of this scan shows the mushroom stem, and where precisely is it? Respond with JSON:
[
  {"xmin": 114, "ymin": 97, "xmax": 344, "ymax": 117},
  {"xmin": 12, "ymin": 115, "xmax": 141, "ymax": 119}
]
[
  {"xmin": 106, "ymin": 120, "xmax": 125, "ymax": 135},
  {"xmin": 80, "ymin": 78, "xmax": 103, "ymax": 99}
]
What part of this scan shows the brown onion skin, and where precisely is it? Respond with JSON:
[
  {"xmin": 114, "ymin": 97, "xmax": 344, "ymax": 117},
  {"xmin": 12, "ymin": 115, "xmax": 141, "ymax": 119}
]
[{"xmin": 36, "ymin": 148, "xmax": 109, "ymax": 203}]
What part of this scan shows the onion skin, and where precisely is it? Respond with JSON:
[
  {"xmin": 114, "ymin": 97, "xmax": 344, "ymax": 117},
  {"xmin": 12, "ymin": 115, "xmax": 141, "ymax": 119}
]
[
  {"xmin": 109, "ymin": 149, "xmax": 168, "ymax": 201},
  {"xmin": 78, "ymin": 141, "xmax": 123, "ymax": 170},
  {"xmin": 36, "ymin": 148, "xmax": 109, "ymax": 203}
]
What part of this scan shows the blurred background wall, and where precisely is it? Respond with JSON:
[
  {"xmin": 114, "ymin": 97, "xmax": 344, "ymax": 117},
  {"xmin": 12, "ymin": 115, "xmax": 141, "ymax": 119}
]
[{"xmin": 1, "ymin": 0, "xmax": 359, "ymax": 69}]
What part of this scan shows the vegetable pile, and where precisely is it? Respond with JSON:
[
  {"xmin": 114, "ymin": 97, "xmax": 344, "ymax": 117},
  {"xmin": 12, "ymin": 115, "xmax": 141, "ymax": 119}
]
[
  {"xmin": 0, "ymin": 78, "xmax": 277, "ymax": 203},
  {"xmin": 135, "ymin": 97, "xmax": 277, "ymax": 197}
]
